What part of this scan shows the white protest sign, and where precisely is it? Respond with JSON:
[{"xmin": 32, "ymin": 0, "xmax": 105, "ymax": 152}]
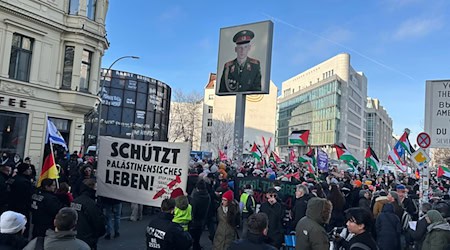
[
  {"xmin": 425, "ymin": 80, "xmax": 450, "ymax": 148},
  {"xmin": 97, "ymin": 136, "xmax": 190, "ymax": 207}
]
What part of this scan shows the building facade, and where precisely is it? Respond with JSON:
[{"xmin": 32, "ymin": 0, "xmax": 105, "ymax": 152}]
[
  {"xmin": 0, "ymin": 0, "xmax": 108, "ymax": 165},
  {"xmin": 366, "ymin": 98, "xmax": 393, "ymax": 162},
  {"xmin": 85, "ymin": 69, "xmax": 171, "ymax": 146},
  {"xmin": 200, "ymin": 73, "xmax": 278, "ymax": 158},
  {"xmin": 277, "ymin": 53, "xmax": 367, "ymax": 160}
]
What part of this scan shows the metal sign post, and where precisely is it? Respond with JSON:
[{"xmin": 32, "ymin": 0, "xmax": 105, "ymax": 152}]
[{"xmin": 233, "ymin": 93, "xmax": 246, "ymax": 168}]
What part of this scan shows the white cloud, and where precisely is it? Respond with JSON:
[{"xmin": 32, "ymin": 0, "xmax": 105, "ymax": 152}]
[{"xmin": 393, "ymin": 17, "xmax": 444, "ymax": 40}]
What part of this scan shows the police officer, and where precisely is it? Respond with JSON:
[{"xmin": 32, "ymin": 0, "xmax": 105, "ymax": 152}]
[
  {"xmin": 239, "ymin": 184, "xmax": 256, "ymax": 238},
  {"xmin": 0, "ymin": 164, "xmax": 11, "ymax": 214},
  {"xmin": 31, "ymin": 178, "xmax": 63, "ymax": 237},
  {"xmin": 146, "ymin": 198, "xmax": 192, "ymax": 250},
  {"xmin": 8, "ymin": 163, "xmax": 34, "ymax": 233},
  {"xmin": 219, "ymin": 29, "xmax": 262, "ymax": 93}
]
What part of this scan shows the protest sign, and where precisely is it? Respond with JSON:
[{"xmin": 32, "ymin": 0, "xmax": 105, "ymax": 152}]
[
  {"xmin": 234, "ymin": 176, "xmax": 297, "ymax": 209},
  {"xmin": 97, "ymin": 136, "xmax": 190, "ymax": 207}
]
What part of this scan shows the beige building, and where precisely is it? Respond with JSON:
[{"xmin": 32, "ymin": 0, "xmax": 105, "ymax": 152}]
[
  {"xmin": 366, "ymin": 98, "xmax": 393, "ymax": 162},
  {"xmin": 277, "ymin": 53, "xmax": 368, "ymax": 160},
  {"xmin": 0, "ymin": 0, "xmax": 108, "ymax": 165},
  {"xmin": 200, "ymin": 73, "xmax": 278, "ymax": 158}
]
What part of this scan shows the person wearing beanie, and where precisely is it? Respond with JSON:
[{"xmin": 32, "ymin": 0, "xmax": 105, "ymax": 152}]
[
  {"xmin": 388, "ymin": 191, "xmax": 404, "ymax": 220},
  {"xmin": 213, "ymin": 190, "xmax": 239, "ymax": 250},
  {"xmin": 0, "ymin": 211, "xmax": 28, "ymax": 250},
  {"xmin": 170, "ymin": 188, "xmax": 192, "ymax": 232},
  {"xmin": 7, "ymin": 163, "xmax": 33, "ymax": 234},
  {"xmin": 71, "ymin": 179, "xmax": 106, "ymax": 249},
  {"xmin": 350, "ymin": 180, "xmax": 363, "ymax": 208},
  {"xmin": 422, "ymin": 210, "xmax": 450, "ymax": 250},
  {"xmin": 373, "ymin": 190, "xmax": 389, "ymax": 218}
]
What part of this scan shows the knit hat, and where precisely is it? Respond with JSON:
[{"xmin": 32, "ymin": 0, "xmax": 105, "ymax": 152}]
[
  {"xmin": 396, "ymin": 184, "xmax": 406, "ymax": 191},
  {"xmin": 0, "ymin": 211, "xmax": 27, "ymax": 234},
  {"xmin": 170, "ymin": 188, "xmax": 184, "ymax": 199},
  {"xmin": 389, "ymin": 191, "xmax": 400, "ymax": 203},
  {"xmin": 16, "ymin": 163, "xmax": 30, "ymax": 174},
  {"xmin": 222, "ymin": 190, "xmax": 234, "ymax": 201},
  {"xmin": 426, "ymin": 210, "xmax": 445, "ymax": 223},
  {"xmin": 354, "ymin": 180, "xmax": 362, "ymax": 188}
]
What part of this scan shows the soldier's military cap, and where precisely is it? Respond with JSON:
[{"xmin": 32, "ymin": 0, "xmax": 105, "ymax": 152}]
[{"xmin": 233, "ymin": 30, "xmax": 255, "ymax": 44}]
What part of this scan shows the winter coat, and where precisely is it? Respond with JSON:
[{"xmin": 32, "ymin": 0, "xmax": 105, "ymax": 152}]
[
  {"xmin": 402, "ymin": 197, "xmax": 418, "ymax": 220},
  {"xmin": 31, "ymin": 189, "xmax": 63, "ymax": 238},
  {"xmin": 358, "ymin": 190, "xmax": 371, "ymax": 210},
  {"xmin": 376, "ymin": 203, "xmax": 401, "ymax": 250},
  {"xmin": 189, "ymin": 188, "xmax": 210, "ymax": 229},
  {"xmin": 292, "ymin": 193, "xmax": 313, "ymax": 228},
  {"xmin": 8, "ymin": 174, "xmax": 33, "ymax": 217},
  {"xmin": 213, "ymin": 202, "xmax": 239, "ymax": 250},
  {"xmin": 71, "ymin": 187, "xmax": 106, "ymax": 248},
  {"xmin": 228, "ymin": 232, "xmax": 277, "ymax": 250},
  {"xmin": 22, "ymin": 229, "xmax": 90, "ymax": 250},
  {"xmin": 0, "ymin": 233, "xmax": 28, "ymax": 250},
  {"xmin": 295, "ymin": 197, "xmax": 331, "ymax": 250},
  {"xmin": 422, "ymin": 221, "xmax": 450, "ymax": 250},
  {"xmin": 373, "ymin": 196, "xmax": 389, "ymax": 218},
  {"xmin": 146, "ymin": 212, "xmax": 192, "ymax": 250},
  {"xmin": 0, "ymin": 172, "xmax": 9, "ymax": 214},
  {"xmin": 408, "ymin": 216, "xmax": 429, "ymax": 250},
  {"xmin": 259, "ymin": 201, "xmax": 285, "ymax": 248},
  {"xmin": 337, "ymin": 230, "xmax": 378, "ymax": 250}
]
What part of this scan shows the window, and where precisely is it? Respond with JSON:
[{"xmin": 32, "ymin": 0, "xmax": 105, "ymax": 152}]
[
  {"xmin": 80, "ymin": 50, "xmax": 92, "ymax": 91},
  {"xmin": 68, "ymin": 0, "xmax": 79, "ymax": 15},
  {"xmin": 208, "ymin": 94, "xmax": 214, "ymax": 100},
  {"xmin": 206, "ymin": 133, "xmax": 211, "ymax": 142},
  {"xmin": 207, "ymin": 119, "xmax": 212, "ymax": 126},
  {"xmin": 62, "ymin": 46, "xmax": 75, "ymax": 89},
  {"xmin": 9, "ymin": 33, "xmax": 33, "ymax": 82},
  {"xmin": 0, "ymin": 111, "xmax": 29, "ymax": 157},
  {"xmin": 208, "ymin": 106, "xmax": 213, "ymax": 114},
  {"xmin": 86, "ymin": 0, "xmax": 96, "ymax": 20}
]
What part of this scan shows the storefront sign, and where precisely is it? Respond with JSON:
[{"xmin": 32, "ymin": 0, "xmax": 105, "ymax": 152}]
[{"xmin": 0, "ymin": 96, "xmax": 27, "ymax": 108}]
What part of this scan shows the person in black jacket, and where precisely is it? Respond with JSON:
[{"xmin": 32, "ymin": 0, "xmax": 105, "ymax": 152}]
[
  {"xmin": 0, "ymin": 211, "xmax": 28, "ymax": 250},
  {"xmin": 0, "ymin": 164, "xmax": 11, "ymax": 214},
  {"xmin": 189, "ymin": 179, "xmax": 210, "ymax": 250},
  {"xmin": 7, "ymin": 163, "xmax": 33, "ymax": 233},
  {"xmin": 71, "ymin": 178, "xmax": 105, "ymax": 250},
  {"xmin": 31, "ymin": 178, "xmax": 63, "ymax": 238},
  {"xmin": 146, "ymin": 198, "xmax": 192, "ymax": 250},
  {"xmin": 376, "ymin": 203, "xmax": 401, "ymax": 250},
  {"xmin": 408, "ymin": 202, "xmax": 432, "ymax": 250},
  {"xmin": 291, "ymin": 184, "xmax": 313, "ymax": 229},
  {"xmin": 259, "ymin": 188, "xmax": 285, "ymax": 249},
  {"xmin": 229, "ymin": 213, "xmax": 276, "ymax": 250}
]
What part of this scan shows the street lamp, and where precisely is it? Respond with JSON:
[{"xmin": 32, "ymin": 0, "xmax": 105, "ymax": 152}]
[{"xmin": 96, "ymin": 55, "xmax": 140, "ymax": 156}]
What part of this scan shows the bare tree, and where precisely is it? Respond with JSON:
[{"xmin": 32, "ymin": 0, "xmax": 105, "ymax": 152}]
[
  {"xmin": 168, "ymin": 89, "xmax": 203, "ymax": 148},
  {"xmin": 209, "ymin": 114, "xmax": 234, "ymax": 156},
  {"xmin": 433, "ymin": 148, "xmax": 450, "ymax": 166}
]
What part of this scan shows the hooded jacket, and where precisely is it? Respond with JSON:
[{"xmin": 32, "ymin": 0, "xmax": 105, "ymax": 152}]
[
  {"xmin": 376, "ymin": 203, "xmax": 401, "ymax": 250},
  {"xmin": 23, "ymin": 229, "xmax": 90, "ymax": 250},
  {"xmin": 373, "ymin": 195, "xmax": 389, "ymax": 218},
  {"xmin": 358, "ymin": 190, "xmax": 371, "ymax": 210},
  {"xmin": 295, "ymin": 197, "xmax": 332, "ymax": 250},
  {"xmin": 172, "ymin": 195, "xmax": 192, "ymax": 231},
  {"xmin": 190, "ymin": 188, "xmax": 210, "ymax": 229},
  {"xmin": 422, "ymin": 210, "xmax": 450, "ymax": 250},
  {"xmin": 292, "ymin": 193, "xmax": 314, "ymax": 228},
  {"xmin": 71, "ymin": 184, "xmax": 106, "ymax": 248}
]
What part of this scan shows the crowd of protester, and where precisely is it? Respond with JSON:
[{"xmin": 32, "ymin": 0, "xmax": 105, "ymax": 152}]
[{"xmin": 1, "ymin": 150, "xmax": 450, "ymax": 250}]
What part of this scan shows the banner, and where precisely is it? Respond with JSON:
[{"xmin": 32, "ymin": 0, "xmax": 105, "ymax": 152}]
[
  {"xmin": 317, "ymin": 148, "xmax": 329, "ymax": 172},
  {"xmin": 97, "ymin": 136, "xmax": 190, "ymax": 207},
  {"xmin": 234, "ymin": 176, "xmax": 297, "ymax": 209}
]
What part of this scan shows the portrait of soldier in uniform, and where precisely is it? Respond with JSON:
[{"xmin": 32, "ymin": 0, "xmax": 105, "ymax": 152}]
[{"xmin": 219, "ymin": 30, "xmax": 262, "ymax": 93}]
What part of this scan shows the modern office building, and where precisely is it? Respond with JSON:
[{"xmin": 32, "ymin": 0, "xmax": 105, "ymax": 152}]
[
  {"xmin": 277, "ymin": 53, "xmax": 367, "ymax": 160},
  {"xmin": 366, "ymin": 98, "xmax": 393, "ymax": 162},
  {"xmin": 199, "ymin": 73, "xmax": 278, "ymax": 158},
  {"xmin": 0, "ymin": 0, "xmax": 108, "ymax": 164},
  {"xmin": 84, "ymin": 69, "xmax": 171, "ymax": 147}
]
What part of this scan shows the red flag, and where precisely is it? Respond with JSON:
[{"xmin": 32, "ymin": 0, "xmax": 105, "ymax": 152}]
[
  {"xmin": 289, "ymin": 149, "xmax": 296, "ymax": 163},
  {"xmin": 219, "ymin": 150, "xmax": 227, "ymax": 161}
]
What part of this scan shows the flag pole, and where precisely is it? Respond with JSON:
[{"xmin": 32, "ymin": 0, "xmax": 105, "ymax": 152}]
[{"xmin": 49, "ymin": 141, "xmax": 60, "ymax": 189}]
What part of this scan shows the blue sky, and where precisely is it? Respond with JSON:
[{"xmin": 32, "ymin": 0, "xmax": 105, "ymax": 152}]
[{"xmin": 103, "ymin": 0, "xmax": 450, "ymax": 141}]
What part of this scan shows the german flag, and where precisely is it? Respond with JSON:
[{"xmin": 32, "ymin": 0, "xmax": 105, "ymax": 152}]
[{"xmin": 37, "ymin": 143, "xmax": 59, "ymax": 187}]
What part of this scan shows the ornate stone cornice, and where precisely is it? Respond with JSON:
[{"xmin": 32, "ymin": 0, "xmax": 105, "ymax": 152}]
[{"xmin": 0, "ymin": 82, "xmax": 36, "ymax": 97}]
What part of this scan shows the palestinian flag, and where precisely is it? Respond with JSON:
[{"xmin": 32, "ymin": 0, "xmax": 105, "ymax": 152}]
[
  {"xmin": 250, "ymin": 143, "xmax": 262, "ymax": 162},
  {"xmin": 37, "ymin": 143, "xmax": 59, "ymax": 187},
  {"xmin": 399, "ymin": 131, "xmax": 415, "ymax": 154},
  {"xmin": 289, "ymin": 130, "xmax": 310, "ymax": 145},
  {"xmin": 272, "ymin": 151, "xmax": 283, "ymax": 164},
  {"xmin": 268, "ymin": 153, "xmax": 278, "ymax": 170},
  {"xmin": 299, "ymin": 148, "xmax": 316, "ymax": 173},
  {"xmin": 365, "ymin": 146, "xmax": 380, "ymax": 172},
  {"xmin": 334, "ymin": 144, "xmax": 358, "ymax": 170},
  {"xmin": 437, "ymin": 165, "xmax": 450, "ymax": 179}
]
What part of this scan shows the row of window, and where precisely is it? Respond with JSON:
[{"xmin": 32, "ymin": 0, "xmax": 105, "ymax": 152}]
[
  {"xmin": 69, "ymin": 0, "xmax": 97, "ymax": 21},
  {"xmin": 8, "ymin": 33, "xmax": 93, "ymax": 91},
  {"xmin": 279, "ymin": 80, "xmax": 340, "ymax": 109}
]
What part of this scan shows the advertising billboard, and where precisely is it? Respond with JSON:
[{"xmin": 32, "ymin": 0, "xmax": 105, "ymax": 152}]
[
  {"xmin": 216, "ymin": 20, "xmax": 273, "ymax": 96},
  {"xmin": 425, "ymin": 80, "xmax": 450, "ymax": 148}
]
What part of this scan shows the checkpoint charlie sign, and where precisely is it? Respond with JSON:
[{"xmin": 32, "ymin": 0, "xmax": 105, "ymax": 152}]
[
  {"xmin": 425, "ymin": 80, "xmax": 450, "ymax": 148},
  {"xmin": 97, "ymin": 136, "xmax": 190, "ymax": 207}
]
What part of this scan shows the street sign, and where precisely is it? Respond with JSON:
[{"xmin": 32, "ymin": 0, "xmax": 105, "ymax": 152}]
[
  {"xmin": 411, "ymin": 148, "xmax": 431, "ymax": 166},
  {"xmin": 424, "ymin": 80, "xmax": 450, "ymax": 148},
  {"xmin": 417, "ymin": 132, "xmax": 431, "ymax": 148}
]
